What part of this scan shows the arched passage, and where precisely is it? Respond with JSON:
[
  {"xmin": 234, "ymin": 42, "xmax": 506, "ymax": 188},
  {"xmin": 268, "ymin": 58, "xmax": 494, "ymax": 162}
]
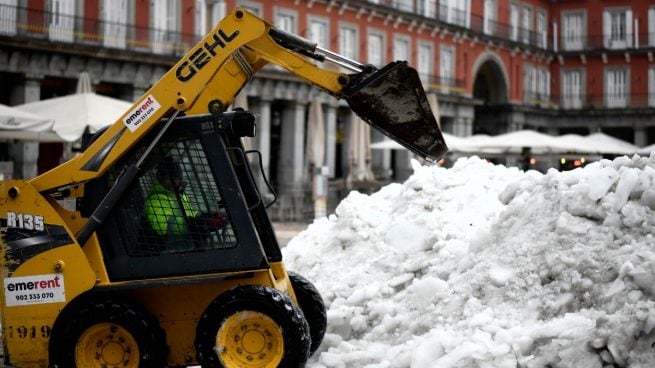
[{"xmin": 471, "ymin": 53, "xmax": 510, "ymax": 135}]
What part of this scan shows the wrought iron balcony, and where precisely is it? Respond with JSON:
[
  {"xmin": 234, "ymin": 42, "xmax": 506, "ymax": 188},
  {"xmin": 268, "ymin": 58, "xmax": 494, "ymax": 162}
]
[
  {"xmin": 548, "ymin": 93, "xmax": 655, "ymax": 110},
  {"xmin": 0, "ymin": 3, "xmax": 199, "ymax": 57}
]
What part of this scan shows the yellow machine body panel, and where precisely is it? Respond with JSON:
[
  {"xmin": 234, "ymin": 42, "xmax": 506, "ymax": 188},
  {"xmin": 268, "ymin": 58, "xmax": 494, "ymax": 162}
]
[
  {"xmin": 0, "ymin": 180, "xmax": 96, "ymax": 366},
  {"xmin": 108, "ymin": 262, "xmax": 293, "ymax": 366}
]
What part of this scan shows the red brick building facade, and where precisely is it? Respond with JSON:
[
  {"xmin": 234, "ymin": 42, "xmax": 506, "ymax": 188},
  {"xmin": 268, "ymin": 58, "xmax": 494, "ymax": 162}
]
[{"xmin": 1, "ymin": 0, "xmax": 654, "ymax": 216}]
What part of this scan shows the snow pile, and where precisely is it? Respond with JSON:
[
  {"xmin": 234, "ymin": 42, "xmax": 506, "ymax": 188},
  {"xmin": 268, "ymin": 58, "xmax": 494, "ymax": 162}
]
[{"xmin": 283, "ymin": 155, "xmax": 655, "ymax": 368}]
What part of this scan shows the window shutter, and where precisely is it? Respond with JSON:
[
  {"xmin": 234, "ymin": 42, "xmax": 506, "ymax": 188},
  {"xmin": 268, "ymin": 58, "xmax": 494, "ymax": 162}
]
[
  {"xmin": 0, "ymin": 0, "xmax": 18, "ymax": 36},
  {"xmin": 649, "ymin": 68, "xmax": 655, "ymax": 106},
  {"xmin": 606, "ymin": 70, "xmax": 614, "ymax": 106},
  {"xmin": 195, "ymin": 0, "xmax": 207, "ymax": 37},
  {"xmin": 626, "ymin": 10, "xmax": 633, "ymax": 47},
  {"xmin": 603, "ymin": 11, "xmax": 611, "ymax": 48},
  {"xmin": 649, "ymin": 8, "xmax": 655, "ymax": 47}
]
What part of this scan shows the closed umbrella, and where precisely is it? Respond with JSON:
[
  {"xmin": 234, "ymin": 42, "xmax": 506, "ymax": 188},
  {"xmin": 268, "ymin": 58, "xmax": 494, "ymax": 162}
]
[
  {"xmin": 347, "ymin": 111, "xmax": 374, "ymax": 186},
  {"xmin": 306, "ymin": 98, "xmax": 327, "ymax": 218},
  {"xmin": 306, "ymin": 98, "xmax": 325, "ymax": 169}
]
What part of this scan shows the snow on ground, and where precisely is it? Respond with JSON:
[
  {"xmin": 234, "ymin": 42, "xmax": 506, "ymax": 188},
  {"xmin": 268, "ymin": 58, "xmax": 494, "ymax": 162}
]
[{"xmin": 283, "ymin": 155, "xmax": 655, "ymax": 368}]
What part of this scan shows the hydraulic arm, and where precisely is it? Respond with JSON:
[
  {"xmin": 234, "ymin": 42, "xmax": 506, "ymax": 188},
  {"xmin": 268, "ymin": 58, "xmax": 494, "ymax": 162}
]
[{"xmin": 29, "ymin": 7, "xmax": 448, "ymax": 194}]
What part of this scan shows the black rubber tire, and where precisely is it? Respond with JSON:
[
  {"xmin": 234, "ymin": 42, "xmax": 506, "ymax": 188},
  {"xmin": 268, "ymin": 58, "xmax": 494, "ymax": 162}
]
[
  {"xmin": 194, "ymin": 284, "xmax": 311, "ymax": 368},
  {"xmin": 288, "ymin": 272, "xmax": 327, "ymax": 356},
  {"xmin": 49, "ymin": 299, "xmax": 167, "ymax": 368}
]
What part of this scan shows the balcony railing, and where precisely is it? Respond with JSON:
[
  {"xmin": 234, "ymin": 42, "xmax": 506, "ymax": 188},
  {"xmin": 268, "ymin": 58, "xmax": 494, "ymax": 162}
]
[
  {"xmin": 0, "ymin": 4, "xmax": 200, "ymax": 57},
  {"xmin": 548, "ymin": 93, "xmax": 655, "ymax": 110},
  {"xmin": 419, "ymin": 73, "xmax": 466, "ymax": 94},
  {"xmin": 558, "ymin": 32, "xmax": 655, "ymax": 52}
]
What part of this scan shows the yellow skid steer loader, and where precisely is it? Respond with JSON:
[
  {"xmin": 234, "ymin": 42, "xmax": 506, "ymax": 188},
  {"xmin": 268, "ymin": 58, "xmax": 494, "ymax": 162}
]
[{"xmin": 0, "ymin": 8, "xmax": 447, "ymax": 367}]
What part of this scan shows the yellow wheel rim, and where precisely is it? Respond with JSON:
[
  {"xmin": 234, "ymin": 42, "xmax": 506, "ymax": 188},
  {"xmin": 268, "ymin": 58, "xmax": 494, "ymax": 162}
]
[
  {"xmin": 216, "ymin": 311, "xmax": 284, "ymax": 368},
  {"xmin": 75, "ymin": 323, "xmax": 140, "ymax": 368}
]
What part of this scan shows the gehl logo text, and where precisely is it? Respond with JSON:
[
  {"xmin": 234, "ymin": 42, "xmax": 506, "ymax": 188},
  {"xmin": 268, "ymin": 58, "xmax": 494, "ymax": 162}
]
[{"xmin": 176, "ymin": 28, "xmax": 239, "ymax": 82}]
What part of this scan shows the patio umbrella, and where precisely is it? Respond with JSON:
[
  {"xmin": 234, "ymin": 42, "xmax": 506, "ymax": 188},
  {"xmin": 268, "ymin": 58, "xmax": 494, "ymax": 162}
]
[
  {"xmin": 15, "ymin": 93, "xmax": 132, "ymax": 142},
  {"xmin": 584, "ymin": 132, "xmax": 639, "ymax": 155},
  {"xmin": 347, "ymin": 111, "xmax": 374, "ymax": 185},
  {"xmin": 639, "ymin": 144, "xmax": 655, "ymax": 155},
  {"xmin": 0, "ymin": 103, "xmax": 58, "ymax": 142},
  {"xmin": 467, "ymin": 130, "xmax": 575, "ymax": 154},
  {"xmin": 372, "ymin": 132, "xmax": 463, "ymax": 152}
]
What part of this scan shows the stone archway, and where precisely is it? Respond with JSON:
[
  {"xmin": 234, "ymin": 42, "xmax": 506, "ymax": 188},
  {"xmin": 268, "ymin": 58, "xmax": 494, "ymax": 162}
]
[{"xmin": 471, "ymin": 52, "xmax": 510, "ymax": 135}]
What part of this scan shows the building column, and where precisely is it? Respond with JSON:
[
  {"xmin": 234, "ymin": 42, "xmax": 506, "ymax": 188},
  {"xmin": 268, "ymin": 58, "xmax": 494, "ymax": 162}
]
[
  {"xmin": 9, "ymin": 77, "xmax": 41, "ymax": 179},
  {"xmin": 278, "ymin": 101, "xmax": 306, "ymax": 192},
  {"xmin": 324, "ymin": 102, "xmax": 337, "ymax": 178},
  {"xmin": 634, "ymin": 127, "xmax": 647, "ymax": 147}
]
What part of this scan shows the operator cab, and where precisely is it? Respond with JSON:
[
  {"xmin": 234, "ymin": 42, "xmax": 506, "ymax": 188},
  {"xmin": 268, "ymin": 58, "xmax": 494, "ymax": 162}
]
[{"xmin": 81, "ymin": 111, "xmax": 278, "ymax": 281}]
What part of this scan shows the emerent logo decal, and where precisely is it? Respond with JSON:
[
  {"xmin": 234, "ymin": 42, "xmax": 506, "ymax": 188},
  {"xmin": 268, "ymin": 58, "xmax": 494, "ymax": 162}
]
[
  {"xmin": 4, "ymin": 274, "xmax": 65, "ymax": 307},
  {"xmin": 123, "ymin": 95, "xmax": 161, "ymax": 132}
]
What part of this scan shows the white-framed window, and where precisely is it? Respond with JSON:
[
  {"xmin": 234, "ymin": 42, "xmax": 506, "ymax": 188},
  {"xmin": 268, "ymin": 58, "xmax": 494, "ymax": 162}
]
[
  {"xmin": 394, "ymin": 0, "xmax": 413, "ymax": 13},
  {"xmin": 522, "ymin": 5, "xmax": 532, "ymax": 45},
  {"xmin": 562, "ymin": 69, "xmax": 583, "ymax": 109},
  {"xmin": 439, "ymin": 45, "xmax": 455, "ymax": 92},
  {"xmin": 483, "ymin": 0, "xmax": 496, "ymax": 35},
  {"xmin": 649, "ymin": 7, "xmax": 655, "ymax": 47},
  {"xmin": 562, "ymin": 11, "xmax": 584, "ymax": 51},
  {"xmin": 536, "ymin": 10, "xmax": 547, "ymax": 48},
  {"xmin": 510, "ymin": 2, "xmax": 519, "ymax": 41},
  {"xmin": 603, "ymin": 8, "xmax": 633, "ymax": 49},
  {"xmin": 649, "ymin": 67, "xmax": 655, "ymax": 107},
  {"xmin": 210, "ymin": 0, "xmax": 227, "ymax": 27},
  {"xmin": 194, "ymin": 0, "xmax": 207, "ymax": 38},
  {"xmin": 367, "ymin": 30, "xmax": 385, "ymax": 67},
  {"xmin": 308, "ymin": 16, "xmax": 329, "ymax": 48},
  {"xmin": 393, "ymin": 35, "xmax": 410, "ymax": 62},
  {"xmin": 339, "ymin": 23, "xmax": 358, "ymax": 61},
  {"xmin": 417, "ymin": 41, "xmax": 433, "ymax": 84},
  {"xmin": 236, "ymin": 1, "xmax": 261, "ymax": 16},
  {"xmin": 48, "ymin": 0, "xmax": 75, "ymax": 42},
  {"xmin": 440, "ymin": 0, "xmax": 470, "ymax": 28},
  {"xmin": 152, "ymin": 0, "xmax": 181, "ymax": 54},
  {"xmin": 418, "ymin": 0, "xmax": 436, "ymax": 17},
  {"xmin": 0, "ymin": 0, "xmax": 18, "ymax": 36},
  {"xmin": 275, "ymin": 8, "xmax": 297, "ymax": 34},
  {"xmin": 101, "ymin": 0, "xmax": 127, "ymax": 49},
  {"xmin": 524, "ymin": 64, "xmax": 537, "ymax": 102},
  {"xmin": 605, "ymin": 68, "xmax": 628, "ymax": 108}
]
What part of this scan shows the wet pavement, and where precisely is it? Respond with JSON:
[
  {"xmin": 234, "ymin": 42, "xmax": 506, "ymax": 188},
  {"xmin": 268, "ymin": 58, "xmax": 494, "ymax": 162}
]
[{"xmin": 273, "ymin": 222, "xmax": 308, "ymax": 247}]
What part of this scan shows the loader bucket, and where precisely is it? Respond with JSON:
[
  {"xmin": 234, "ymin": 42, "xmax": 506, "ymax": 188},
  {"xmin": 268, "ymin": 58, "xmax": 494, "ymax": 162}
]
[{"xmin": 344, "ymin": 61, "xmax": 448, "ymax": 161}]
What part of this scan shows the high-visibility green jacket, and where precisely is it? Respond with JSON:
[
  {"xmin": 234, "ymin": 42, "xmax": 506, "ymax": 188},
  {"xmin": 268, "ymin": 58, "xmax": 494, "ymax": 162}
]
[{"xmin": 144, "ymin": 182, "xmax": 198, "ymax": 236}]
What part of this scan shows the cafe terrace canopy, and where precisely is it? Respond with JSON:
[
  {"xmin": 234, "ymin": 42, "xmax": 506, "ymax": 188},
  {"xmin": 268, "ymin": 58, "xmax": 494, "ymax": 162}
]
[
  {"xmin": 372, "ymin": 130, "xmax": 641, "ymax": 156},
  {"xmin": 14, "ymin": 93, "xmax": 132, "ymax": 142}
]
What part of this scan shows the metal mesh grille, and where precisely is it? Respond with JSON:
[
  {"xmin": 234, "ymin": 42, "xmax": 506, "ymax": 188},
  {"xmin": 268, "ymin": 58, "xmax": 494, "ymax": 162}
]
[{"xmin": 110, "ymin": 133, "xmax": 238, "ymax": 257}]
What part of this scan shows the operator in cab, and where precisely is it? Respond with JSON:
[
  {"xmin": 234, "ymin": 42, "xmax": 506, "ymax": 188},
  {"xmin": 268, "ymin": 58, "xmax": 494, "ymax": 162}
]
[{"xmin": 144, "ymin": 156, "xmax": 224, "ymax": 250}]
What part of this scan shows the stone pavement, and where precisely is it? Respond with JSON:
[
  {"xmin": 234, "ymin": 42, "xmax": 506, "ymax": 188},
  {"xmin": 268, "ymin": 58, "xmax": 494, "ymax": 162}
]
[{"xmin": 272, "ymin": 222, "xmax": 309, "ymax": 247}]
